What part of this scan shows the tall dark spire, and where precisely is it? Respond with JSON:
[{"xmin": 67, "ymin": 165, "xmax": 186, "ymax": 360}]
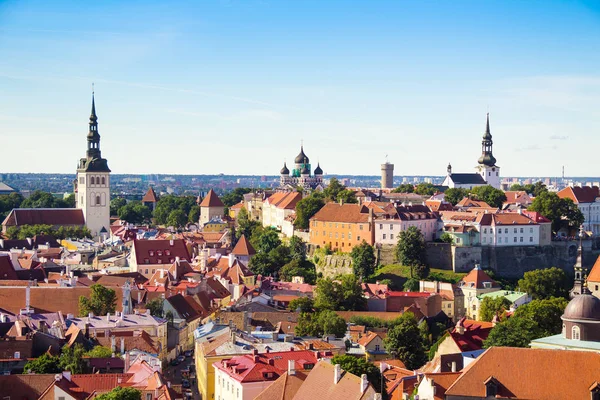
[
  {"xmin": 78, "ymin": 89, "xmax": 110, "ymax": 172},
  {"xmin": 571, "ymin": 226, "xmax": 586, "ymax": 298},
  {"xmin": 478, "ymin": 113, "xmax": 496, "ymax": 166}
]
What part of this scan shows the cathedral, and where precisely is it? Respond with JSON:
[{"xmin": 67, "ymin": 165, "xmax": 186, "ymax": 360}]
[
  {"xmin": 279, "ymin": 145, "xmax": 324, "ymax": 190},
  {"xmin": 73, "ymin": 92, "xmax": 111, "ymax": 238},
  {"xmin": 442, "ymin": 113, "xmax": 501, "ymax": 189}
]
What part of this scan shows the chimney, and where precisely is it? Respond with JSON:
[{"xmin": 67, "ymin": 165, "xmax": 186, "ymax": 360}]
[
  {"xmin": 88, "ymin": 312, "xmax": 93, "ymax": 319},
  {"xmin": 120, "ymin": 337, "xmax": 125, "ymax": 354},
  {"xmin": 228, "ymin": 253, "xmax": 235, "ymax": 268},
  {"xmin": 84, "ymin": 322, "xmax": 90, "ymax": 339},
  {"xmin": 308, "ymin": 343, "xmax": 314, "ymax": 350},
  {"xmin": 268, "ymin": 359, "xmax": 274, "ymax": 366},
  {"xmin": 124, "ymin": 352, "xmax": 130, "ymax": 373},
  {"xmin": 253, "ymin": 355, "xmax": 259, "ymax": 363},
  {"xmin": 137, "ymin": 291, "xmax": 142, "ymax": 304},
  {"xmin": 106, "ymin": 312, "xmax": 110, "ymax": 322},
  {"xmin": 252, "ymin": 348, "xmax": 258, "ymax": 355},
  {"xmin": 451, "ymin": 361, "xmax": 457, "ymax": 372},
  {"xmin": 288, "ymin": 359, "xmax": 296, "ymax": 375},
  {"xmin": 360, "ymin": 374, "xmax": 369, "ymax": 393},
  {"xmin": 334, "ymin": 364, "xmax": 342, "ymax": 384}
]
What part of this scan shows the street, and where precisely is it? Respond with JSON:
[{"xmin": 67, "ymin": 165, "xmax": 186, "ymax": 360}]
[{"xmin": 163, "ymin": 356, "xmax": 200, "ymax": 400}]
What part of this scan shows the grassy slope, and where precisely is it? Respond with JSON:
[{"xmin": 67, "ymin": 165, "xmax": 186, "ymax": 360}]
[{"xmin": 371, "ymin": 264, "xmax": 467, "ymax": 290}]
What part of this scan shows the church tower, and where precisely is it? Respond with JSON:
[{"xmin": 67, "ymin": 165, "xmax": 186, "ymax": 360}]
[
  {"xmin": 570, "ymin": 226, "xmax": 586, "ymax": 299},
  {"xmin": 74, "ymin": 92, "xmax": 111, "ymax": 239},
  {"xmin": 475, "ymin": 113, "xmax": 501, "ymax": 189}
]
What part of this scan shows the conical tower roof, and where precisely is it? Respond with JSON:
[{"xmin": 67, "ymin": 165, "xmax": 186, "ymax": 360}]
[
  {"xmin": 199, "ymin": 189, "xmax": 224, "ymax": 207},
  {"xmin": 142, "ymin": 186, "xmax": 158, "ymax": 203},
  {"xmin": 232, "ymin": 235, "xmax": 256, "ymax": 256}
]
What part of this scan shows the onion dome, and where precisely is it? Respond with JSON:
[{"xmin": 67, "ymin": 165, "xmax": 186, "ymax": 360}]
[
  {"xmin": 295, "ymin": 145, "xmax": 309, "ymax": 164},
  {"xmin": 280, "ymin": 162, "xmax": 290, "ymax": 175},
  {"xmin": 314, "ymin": 163, "xmax": 323, "ymax": 175},
  {"xmin": 563, "ymin": 289, "xmax": 600, "ymax": 322},
  {"xmin": 478, "ymin": 153, "xmax": 497, "ymax": 166},
  {"xmin": 301, "ymin": 165, "xmax": 310, "ymax": 175}
]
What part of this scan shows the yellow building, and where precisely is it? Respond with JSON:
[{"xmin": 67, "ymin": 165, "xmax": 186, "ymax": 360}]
[{"xmin": 357, "ymin": 331, "xmax": 387, "ymax": 361}]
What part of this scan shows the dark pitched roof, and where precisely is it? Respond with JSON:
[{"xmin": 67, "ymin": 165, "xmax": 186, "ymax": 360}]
[
  {"xmin": 0, "ymin": 374, "xmax": 55, "ymax": 399},
  {"xmin": 2, "ymin": 208, "xmax": 85, "ymax": 227},
  {"xmin": 0, "ymin": 256, "xmax": 18, "ymax": 280},
  {"xmin": 167, "ymin": 294, "xmax": 202, "ymax": 322},
  {"xmin": 200, "ymin": 189, "xmax": 224, "ymax": 207},
  {"xmin": 448, "ymin": 174, "xmax": 486, "ymax": 185},
  {"xmin": 132, "ymin": 239, "xmax": 191, "ymax": 265}
]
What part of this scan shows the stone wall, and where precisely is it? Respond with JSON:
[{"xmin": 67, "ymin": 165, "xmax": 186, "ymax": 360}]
[
  {"xmin": 315, "ymin": 255, "xmax": 353, "ymax": 278},
  {"xmin": 426, "ymin": 243, "xmax": 453, "ymax": 270}
]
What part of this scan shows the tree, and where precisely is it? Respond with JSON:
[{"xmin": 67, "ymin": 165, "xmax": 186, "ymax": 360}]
[
  {"xmin": 23, "ymin": 353, "xmax": 61, "ymax": 374},
  {"xmin": 331, "ymin": 355, "xmax": 384, "ymax": 396},
  {"xmin": 221, "ymin": 188, "xmax": 252, "ymax": 207},
  {"xmin": 289, "ymin": 236, "xmax": 307, "ymax": 262},
  {"xmin": 295, "ymin": 310, "xmax": 347, "ymax": 338},
  {"xmin": 0, "ymin": 192, "xmax": 24, "ymax": 221},
  {"xmin": 392, "ymin": 184, "xmax": 414, "ymax": 193},
  {"xmin": 314, "ymin": 276, "xmax": 366, "ymax": 311},
  {"xmin": 513, "ymin": 297, "xmax": 568, "ymax": 336},
  {"xmin": 95, "ymin": 387, "xmax": 141, "ymax": 400},
  {"xmin": 110, "ymin": 197, "xmax": 127, "ymax": 216},
  {"xmin": 510, "ymin": 182, "xmax": 548, "ymax": 197},
  {"xmin": 337, "ymin": 189, "xmax": 358, "ymax": 204},
  {"xmin": 479, "ymin": 296, "xmax": 512, "ymax": 322},
  {"xmin": 118, "ymin": 201, "xmax": 152, "ymax": 224},
  {"xmin": 21, "ymin": 190, "xmax": 61, "ymax": 208},
  {"xmin": 470, "ymin": 185, "xmax": 507, "ymax": 208},
  {"xmin": 294, "ymin": 194, "xmax": 325, "ymax": 230},
  {"xmin": 188, "ymin": 205, "xmax": 200, "ymax": 223},
  {"xmin": 279, "ymin": 259, "xmax": 317, "ymax": 284},
  {"xmin": 518, "ymin": 267, "xmax": 569, "ymax": 300},
  {"xmin": 289, "ymin": 297, "xmax": 314, "ymax": 313},
  {"xmin": 62, "ymin": 193, "xmax": 76, "ymax": 208},
  {"xmin": 350, "ymin": 241, "xmax": 376, "ymax": 279},
  {"xmin": 439, "ymin": 233, "xmax": 454, "ymax": 244},
  {"xmin": 254, "ymin": 227, "xmax": 282, "ymax": 254},
  {"xmin": 153, "ymin": 195, "xmax": 198, "ymax": 225},
  {"xmin": 395, "ymin": 226, "xmax": 427, "ymax": 278},
  {"xmin": 79, "ymin": 284, "xmax": 117, "ymax": 317},
  {"xmin": 59, "ymin": 344, "xmax": 86, "ymax": 374},
  {"xmin": 443, "ymin": 188, "xmax": 469, "ymax": 206},
  {"xmin": 528, "ymin": 191, "xmax": 584, "ymax": 233},
  {"xmin": 414, "ymin": 183, "xmax": 436, "ymax": 196},
  {"xmin": 314, "ymin": 277, "xmax": 340, "ymax": 311},
  {"xmin": 483, "ymin": 316, "xmax": 539, "ymax": 348},
  {"xmin": 403, "ymin": 278, "xmax": 419, "ymax": 292},
  {"xmin": 235, "ymin": 207, "xmax": 260, "ymax": 239},
  {"xmin": 86, "ymin": 346, "xmax": 113, "ymax": 358},
  {"xmin": 383, "ymin": 312, "xmax": 427, "ymax": 370},
  {"xmin": 146, "ymin": 297, "xmax": 164, "ymax": 318},
  {"xmin": 323, "ymin": 178, "xmax": 345, "ymax": 201},
  {"xmin": 166, "ymin": 209, "xmax": 187, "ymax": 228}
]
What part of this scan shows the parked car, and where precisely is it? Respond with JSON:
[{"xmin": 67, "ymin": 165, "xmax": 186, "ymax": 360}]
[
  {"xmin": 184, "ymin": 350, "xmax": 193, "ymax": 357},
  {"xmin": 170, "ymin": 359, "xmax": 180, "ymax": 366},
  {"xmin": 182, "ymin": 379, "xmax": 191, "ymax": 389},
  {"xmin": 177, "ymin": 355, "xmax": 186, "ymax": 363}
]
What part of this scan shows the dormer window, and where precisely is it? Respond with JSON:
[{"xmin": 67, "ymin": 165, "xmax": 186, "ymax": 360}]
[
  {"xmin": 157, "ymin": 250, "xmax": 163, "ymax": 256},
  {"xmin": 483, "ymin": 282, "xmax": 492, "ymax": 289},
  {"xmin": 149, "ymin": 251, "xmax": 154, "ymax": 257},
  {"xmin": 484, "ymin": 377, "xmax": 499, "ymax": 397},
  {"xmin": 165, "ymin": 250, "xmax": 171, "ymax": 256}
]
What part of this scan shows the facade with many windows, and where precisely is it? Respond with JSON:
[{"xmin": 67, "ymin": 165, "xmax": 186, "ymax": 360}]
[{"xmin": 309, "ymin": 203, "xmax": 374, "ymax": 252}]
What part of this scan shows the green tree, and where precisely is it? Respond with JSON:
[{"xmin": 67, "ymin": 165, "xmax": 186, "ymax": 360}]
[
  {"xmin": 289, "ymin": 236, "xmax": 307, "ymax": 262},
  {"xmin": 439, "ymin": 232, "xmax": 454, "ymax": 244},
  {"xmin": 221, "ymin": 188, "xmax": 252, "ymax": 207},
  {"xmin": 528, "ymin": 191, "xmax": 584, "ymax": 233},
  {"xmin": 118, "ymin": 201, "xmax": 152, "ymax": 224},
  {"xmin": 337, "ymin": 189, "xmax": 358, "ymax": 204},
  {"xmin": 314, "ymin": 277, "xmax": 340, "ymax": 310},
  {"xmin": 383, "ymin": 312, "xmax": 427, "ymax": 370},
  {"xmin": 314, "ymin": 275, "xmax": 366, "ymax": 311},
  {"xmin": 86, "ymin": 346, "xmax": 114, "ymax": 358},
  {"xmin": 79, "ymin": 284, "xmax": 117, "ymax": 317},
  {"xmin": 289, "ymin": 297, "xmax": 314, "ymax": 313},
  {"xmin": 279, "ymin": 259, "xmax": 317, "ymax": 284},
  {"xmin": 146, "ymin": 297, "xmax": 164, "ymax": 318},
  {"xmin": 470, "ymin": 185, "xmax": 507, "ymax": 208},
  {"xmin": 254, "ymin": 227, "xmax": 282, "ymax": 254},
  {"xmin": 0, "ymin": 192, "xmax": 24, "ymax": 221},
  {"xmin": 21, "ymin": 190, "xmax": 61, "ymax": 208},
  {"xmin": 23, "ymin": 353, "xmax": 61, "ymax": 374},
  {"xmin": 61, "ymin": 193, "xmax": 76, "ymax": 208},
  {"xmin": 350, "ymin": 241, "xmax": 376, "ymax": 279},
  {"xmin": 479, "ymin": 296, "xmax": 512, "ymax": 322},
  {"xmin": 166, "ymin": 209, "xmax": 187, "ymax": 228},
  {"xmin": 414, "ymin": 183, "xmax": 436, "ymax": 196},
  {"xmin": 443, "ymin": 188, "xmax": 469, "ymax": 206},
  {"xmin": 294, "ymin": 193, "xmax": 325, "ymax": 230},
  {"xmin": 395, "ymin": 226, "xmax": 427, "ymax": 278},
  {"xmin": 59, "ymin": 344, "xmax": 86, "ymax": 374},
  {"xmin": 513, "ymin": 297, "xmax": 568, "ymax": 336},
  {"xmin": 403, "ymin": 278, "xmax": 419, "ymax": 292},
  {"xmin": 295, "ymin": 310, "xmax": 347, "ymax": 337},
  {"xmin": 188, "ymin": 205, "xmax": 200, "ymax": 223},
  {"xmin": 110, "ymin": 197, "xmax": 127, "ymax": 216},
  {"xmin": 95, "ymin": 387, "xmax": 141, "ymax": 400},
  {"xmin": 518, "ymin": 267, "xmax": 569, "ymax": 300},
  {"xmin": 392, "ymin": 184, "xmax": 414, "ymax": 193},
  {"xmin": 483, "ymin": 317, "xmax": 539, "ymax": 348},
  {"xmin": 235, "ymin": 207, "xmax": 260, "ymax": 239},
  {"xmin": 153, "ymin": 195, "xmax": 198, "ymax": 225},
  {"xmin": 323, "ymin": 178, "xmax": 345, "ymax": 201},
  {"xmin": 331, "ymin": 355, "xmax": 384, "ymax": 396}
]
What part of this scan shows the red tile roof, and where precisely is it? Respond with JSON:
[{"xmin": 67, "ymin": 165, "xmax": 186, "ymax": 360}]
[
  {"xmin": 557, "ymin": 186, "xmax": 600, "ymax": 204},
  {"xmin": 445, "ymin": 347, "xmax": 600, "ymax": 399},
  {"xmin": 459, "ymin": 266, "xmax": 499, "ymax": 289},
  {"xmin": 199, "ymin": 189, "xmax": 224, "ymax": 207},
  {"xmin": 265, "ymin": 192, "xmax": 303, "ymax": 210},
  {"xmin": 449, "ymin": 318, "xmax": 493, "ymax": 352},
  {"xmin": 141, "ymin": 187, "xmax": 158, "ymax": 203},
  {"xmin": 521, "ymin": 210, "xmax": 551, "ymax": 223},
  {"xmin": 587, "ymin": 255, "xmax": 600, "ymax": 283},
  {"xmin": 2, "ymin": 208, "xmax": 84, "ymax": 227},
  {"xmin": 310, "ymin": 203, "xmax": 370, "ymax": 224},
  {"xmin": 232, "ymin": 235, "xmax": 256, "ymax": 256},
  {"xmin": 133, "ymin": 239, "xmax": 191, "ymax": 265}
]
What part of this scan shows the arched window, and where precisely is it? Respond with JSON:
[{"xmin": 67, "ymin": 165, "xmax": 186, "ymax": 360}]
[
  {"xmin": 101, "ymin": 176, "xmax": 106, "ymax": 185},
  {"xmin": 90, "ymin": 177, "xmax": 95, "ymax": 185},
  {"xmin": 96, "ymin": 195, "xmax": 101, "ymax": 206},
  {"xmin": 572, "ymin": 325, "xmax": 581, "ymax": 340}
]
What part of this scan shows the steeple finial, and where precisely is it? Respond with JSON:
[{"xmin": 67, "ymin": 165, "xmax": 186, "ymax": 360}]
[
  {"xmin": 485, "ymin": 112, "xmax": 490, "ymax": 136},
  {"xmin": 90, "ymin": 84, "xmax": 97, "ymax": 123}
]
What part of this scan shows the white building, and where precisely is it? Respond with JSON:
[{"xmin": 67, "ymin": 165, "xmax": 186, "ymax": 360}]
[
  {"xmin": 479, "ymin": 212, "xmax": 541, "ymax": 246},
  {"xmin": 74, "ymin": 93, "xmax": 111, "ymax": 239},
  {"xmin": 442, "ymin": 114, "xmax": 501, "ymax": 190},
  {"xmin": 557, "ymin": 186, "xmax": 600, "ymax": 236},
  {"xmin": 375, "ymin": 204, "xmax": 439, "ymax": 244},
  {"xmin": 262, "ymin": 191, "xmax": 302, "ymax": 233}
]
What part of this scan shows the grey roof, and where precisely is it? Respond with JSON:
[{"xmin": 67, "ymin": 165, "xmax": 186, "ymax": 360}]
[{"xmin": 449, "ymin": 173, "xmax": 487, "ymax": 185}]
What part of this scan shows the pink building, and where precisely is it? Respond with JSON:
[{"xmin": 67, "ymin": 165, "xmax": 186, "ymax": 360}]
[{"xmin": 375, "ymin": 204, "xmax": 439, "ymax": 244}]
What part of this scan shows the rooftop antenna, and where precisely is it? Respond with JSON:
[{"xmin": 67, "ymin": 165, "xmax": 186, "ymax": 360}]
[{"xmin": 385, "ymin": 154, "xmax": 389, "ymax": 163}]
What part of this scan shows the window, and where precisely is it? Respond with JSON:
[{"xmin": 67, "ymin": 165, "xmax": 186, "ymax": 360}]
[
  {"xmin": 520, "ymin": 237, "xmax": 523, "ymax": 242},
  {"xmin": 349, "ymin": 232, "xmax": 352, "ymax": 240},
  {"xmin": 483, "ymin": 237, "xmax": 487, "ymax": 243},
  {"xmin": 359, "ymin": 225, "xmax": 363, "ymax": 230},
  {"xmin": 96, "ymin": 195, "xmax": 101, "ymax": 205},
  {"xmin": 146, "ymin": 394, "xmax": 152, "ymax": 400},
  {"xmin": 390, "ymin": 224, "xmax": 393, "ymax": 229},
  {"xmin": 562, "ymin": 324, "xmax": 566, "ymax": 335},
  {"xmin": 383, "ymin": 234, "xmax": 387, "ymax": 239},
  {"xmin": 91, "ymin": 177, "xmax": 95, "ymax": 185},
  {"xmin": 483, "ymin": 228, "xmax": 487, "ymax": 234},
  {"xmin": 497, "ymin": 228, "xmax": 501, "ymax": 234},
  {"xmin": 357, "ymin": 236, "xmax": 361, "ymax": 241},
  {"xmin": 530, "ymin": 237, "xmax": 533, "ymax": 242},
  {"xmin": 101, "ymin": 176, "xmax": 106, "ymax": 185},
  {"xmin": 380, "ymin": 224, "xmax": 383, "ymax": 229},
  {"xmin": 13, "ymin": 351, "xmax": 20, "ymax": 359},
  {"xmin": 335, "ymin": 233, "xmax": 338, "ymax": 239},
  {"xmin": 375, "ymin": 344, "xmax": 380, "ymax": 351},
  {"xmin": 505, "ymin": 228, "xmax": 508, "ymax": 234},
  {"xmin": 514, "ymin": 237, "xmax": 517, "ymax": 243},
  {"xmin": 514, "ymin": 228, "xmax": 517, "ymax": 233},
  {"xmin": 390, "ymin": 234, "xmax": 394, "ymax": 239},
  {"xmin": 342, "ymin": 233, "xmax": 345, "ymax": 239},
  {"xmin": 572, "ymin": 326, "xmax": 581, "ymax": 340},
  {"xmin": 520, "ymin": 227, "xmax": 524, "ymax": 233},
  {"xmin": 323, "ymin": 231, "xmax": 325, "ymax": 236}
]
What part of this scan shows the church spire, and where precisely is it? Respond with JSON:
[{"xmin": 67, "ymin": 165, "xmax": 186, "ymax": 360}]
[
  {"xmin": 478, "ymin": 113, "xmax": 496, "ymax": 166},
  {"xmin": 570, "ymin": 225, "xmax": 586, "ymax": 298}
]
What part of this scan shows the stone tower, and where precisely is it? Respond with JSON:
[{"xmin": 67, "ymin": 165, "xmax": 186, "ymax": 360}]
[
  {"xmin": 381, "ymin": 161, "xmax": 394, "ymax": 189},
  {"xmin": 74, "ymin": 92, "xmax": 111, "ymax": 239}
]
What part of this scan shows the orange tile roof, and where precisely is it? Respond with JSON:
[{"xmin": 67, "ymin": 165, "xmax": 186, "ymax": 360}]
[
  {"xmin": 422, "ymin": 372, "xmax": 461, "ymax": 400},
  {"xmin": 141, "ymin": 187, "xmax": 158, "ymax": 203},
  {"xmin": 255, "ymin": 371, "xmax": 308, "ymax": 400},
  {"xmin": 459, "ymin": 266, "xmax": 499, "ymax": 289},
  {"xmin": 446, "ymin": 347, "xmax": 600, "ymax": 399},
  {"xmin": 588, "ymin": 255, "xmax": 600, "ymax": 283},
  {"xmin": 310, "ymin": 203, "xmax": 370, "ymax": 224},
  {"xmin": 200, "ymin": 189, "xmax": 225, "ymax": 207},
  {"xmin": 265, "ymin": 192, "xmax": 303, "ymax": 210},
  {"xmin": 456, "ymin": 198, "xmax": 491, "ymax": 208},
  {"xmin": 557, "ymin": 186, "xmax": 600, "ymax": 204},
  {"xmin": 232, "ymin": 235, "xmax": 256, "ymax": 256}
]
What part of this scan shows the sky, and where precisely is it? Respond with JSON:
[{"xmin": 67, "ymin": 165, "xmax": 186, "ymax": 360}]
[{"xmin": 1, "ymin": 0, "xmax": 600, "ymax": 177}]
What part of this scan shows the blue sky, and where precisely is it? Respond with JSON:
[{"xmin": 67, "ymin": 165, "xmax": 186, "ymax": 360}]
[{"xmin": 1, "ymin": 0, "xmax": 600, "ymax": 177}]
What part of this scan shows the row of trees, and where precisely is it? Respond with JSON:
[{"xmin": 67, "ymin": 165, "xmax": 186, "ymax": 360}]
[
  {"xmin": 5, "ymin": 224, "xmax": 91, "ymax": 240},
  {"xmin": 110, "ymin": 194, "xmax": 200, "ymax": 227},
  {"xmin": 0, "ymin": 191, "xmax": 75, "ymax": 221},
  {"xmin": 23, "ymin": 344, "xmax": 114, "ymax": 374}
]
